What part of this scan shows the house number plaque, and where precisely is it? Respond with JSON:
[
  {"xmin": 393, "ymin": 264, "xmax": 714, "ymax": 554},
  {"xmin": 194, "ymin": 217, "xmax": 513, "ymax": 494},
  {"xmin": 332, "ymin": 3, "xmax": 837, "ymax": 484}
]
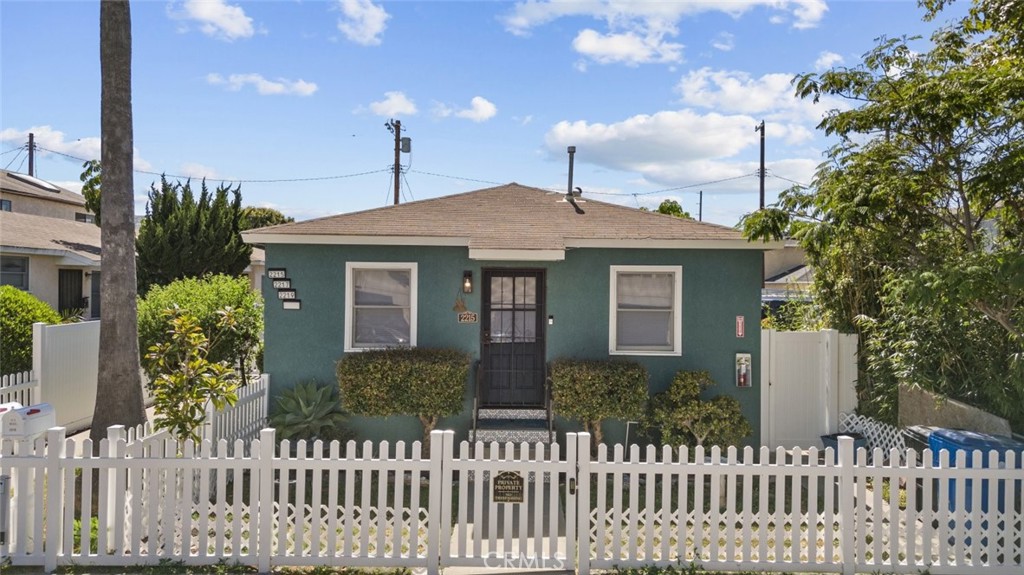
[
  {"xmin": 268, "ymin": 268, "xmax": 287, "ymax": 279},
  {"xmin": 493, "ymin": 471, "xmax": 524, "ymax": 503},
  {"xmin": 272, "ymin": 279, "xmax": 291, "ymax": 289},
  {"xmin": 277, "ymin": 289, "xmax": 297, "ymax": 300},
  {"xmin": 457, "ymin": 311, "xmax": 478, "ymax": 324}
]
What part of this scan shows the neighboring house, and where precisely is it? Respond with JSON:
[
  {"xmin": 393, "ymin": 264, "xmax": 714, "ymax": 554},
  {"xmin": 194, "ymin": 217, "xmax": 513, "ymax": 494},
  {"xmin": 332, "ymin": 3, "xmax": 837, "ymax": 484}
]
[
  {"xmin": 245, "ymin": 246, "xmax": 266, "ymax": 293},
  {"xmin": 243, "ymin": 183, "xmax": 779, "ymax": 445},
  {"xmin": 763, "ymin": 239, "xmax": 812, "ymax": 308},
  {"xmin": 0, "ymin": 170, "xmax": 100, "ymax": 317}
]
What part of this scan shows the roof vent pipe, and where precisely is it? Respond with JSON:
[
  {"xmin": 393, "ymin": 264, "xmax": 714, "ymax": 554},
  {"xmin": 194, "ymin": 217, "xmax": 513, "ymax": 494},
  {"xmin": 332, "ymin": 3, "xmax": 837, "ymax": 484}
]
[{"xmin": 566, "ymin": 146, "xmax": 575, "ymax": 197}]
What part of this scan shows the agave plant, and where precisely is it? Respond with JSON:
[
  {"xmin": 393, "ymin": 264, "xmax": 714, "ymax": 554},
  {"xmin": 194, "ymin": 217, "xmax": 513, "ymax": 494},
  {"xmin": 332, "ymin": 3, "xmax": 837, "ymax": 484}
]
[{"xmin": 268, "ymin": 381, "xmax": 353, "ymax": 443}]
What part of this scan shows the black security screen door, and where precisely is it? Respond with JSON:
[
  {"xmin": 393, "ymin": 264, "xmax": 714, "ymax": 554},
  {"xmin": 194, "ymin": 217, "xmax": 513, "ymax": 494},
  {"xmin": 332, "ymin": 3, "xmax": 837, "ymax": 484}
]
[{"xmin": 480, "ymin": 269, "xmax": 546, "ymax": 407}]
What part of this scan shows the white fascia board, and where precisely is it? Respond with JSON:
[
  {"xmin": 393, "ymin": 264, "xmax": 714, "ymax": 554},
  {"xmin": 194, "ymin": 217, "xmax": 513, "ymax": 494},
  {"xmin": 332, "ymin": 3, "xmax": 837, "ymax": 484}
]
[
  {"xmin": 565, "ymin": 238, "xmax": 784, "ymax": 250},
  {"xmin": 242, "ymin": 233, "xmax": 469, "ymax": 246},
  {"xmin": 0, "ymin": 245, "xmax": 100, "ymax": 266},
  {"xmin": 468, "ymin": 248, "xmax": 565, "ymax": 261}
]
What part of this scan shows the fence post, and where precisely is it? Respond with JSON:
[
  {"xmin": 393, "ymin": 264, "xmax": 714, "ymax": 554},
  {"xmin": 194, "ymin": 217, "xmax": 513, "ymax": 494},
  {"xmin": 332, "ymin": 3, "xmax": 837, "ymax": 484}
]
[
  {"xmin": 257, "ymin": 428, "xmax": 276, "ymax": 573},
  {"xmin": 31, "ymin": 323, "xmax": 45, "ymax": 403},
  {"xmin": 426, "ymin": 429, "xmax": 451, "ymax": 575},
  {"xmin": 575, "ymin": 432, "xmax": 591, "ymax": 575},
  {"xmin": 838, "ymin": 435, "xmax": 855, "ymax": 575},
  {"xmin": 44, "ymin": 427, "xmax": 66, "ymax": 572},
  {"xmin": 104, "ymin": 425, "xmax": 125, "ymax": 550}
]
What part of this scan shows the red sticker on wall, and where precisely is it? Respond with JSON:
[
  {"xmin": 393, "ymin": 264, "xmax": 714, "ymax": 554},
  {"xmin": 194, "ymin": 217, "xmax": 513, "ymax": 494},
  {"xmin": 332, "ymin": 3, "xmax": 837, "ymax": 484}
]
[{"xmin": 736, "ymin": 315, "xmax": 745, "ymax": 338}]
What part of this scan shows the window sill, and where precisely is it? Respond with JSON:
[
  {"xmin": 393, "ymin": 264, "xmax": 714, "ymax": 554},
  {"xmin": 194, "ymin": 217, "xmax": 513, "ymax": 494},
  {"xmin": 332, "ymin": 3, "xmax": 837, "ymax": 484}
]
[{"xmin": 609, "ymin": 349, "xmax": 681, "ymax": 357}]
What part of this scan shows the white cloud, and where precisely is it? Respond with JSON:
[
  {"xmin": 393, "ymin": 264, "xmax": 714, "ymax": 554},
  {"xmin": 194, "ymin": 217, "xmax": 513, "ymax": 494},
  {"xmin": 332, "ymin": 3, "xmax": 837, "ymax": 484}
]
[
  {"xmin": 572, "ymin": 29, "xmax": 682, "ymax": 65},
  {"xmin": 52, "ymin": 180, "xmax": 84, "ymax": 194},
  {"xmin": 513, "ymin": 115, "xmax": 534, "ymax": 126},
  {"xmin": 432, "ymin": 102, "xmax": 453, "ymax": 118},
  {"xmin": 711, "ymin": 32, "xmax": 735, "ymax": 52},
  {"xmin": 455, "ymin": 97, "xmax": 497, "ymax": 122},
  {"xmin": 367, "ymin": 91, "xmax": 417, "ymax": 117},
  {"xmin": 207, "ymin": 73, "xmax": 318, "ymax": 96},
  {"xmin": 174, "ymin": 0, "xmax": 255, "ymax": 41},
  {"xmin": 336, "ymin": 0, "xmax": 390, "ymax": 46},
  {"xmin": 179, "ymin": 162, "xmax": 220, "ymax": 180},
  {"xmin": 814, "ymin": 50, "xmax": 844, "ymax": 70},
  {"xmin": 502, "ymin": 1, "xmax": 827, "ymax": 66},
  {"xmin": 0, "ymin": 125, "xmax": 152, "ymax": 171}
]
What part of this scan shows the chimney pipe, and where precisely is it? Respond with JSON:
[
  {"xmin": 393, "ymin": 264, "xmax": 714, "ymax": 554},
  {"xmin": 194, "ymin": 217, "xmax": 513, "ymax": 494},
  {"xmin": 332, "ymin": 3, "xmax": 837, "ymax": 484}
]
[{"xmin": 566, "ymin": 146, "xmax": 576, "ymax": 196}]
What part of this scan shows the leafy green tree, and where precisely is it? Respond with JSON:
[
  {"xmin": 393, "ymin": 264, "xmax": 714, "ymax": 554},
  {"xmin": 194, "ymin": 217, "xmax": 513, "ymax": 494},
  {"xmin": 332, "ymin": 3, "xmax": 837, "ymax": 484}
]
[
  {"xmin": 240, "ymin": 206, "xmax": 294, "ymax": 231},
  {"xmin": 641, "ymin": 199, "xmax": 693, "ymax": 219},
  {"xmin": 549, "ymin": 359, "xmax": 648, "ymax": 446},
  {"xmin": 742, "ymin": 0, "xmax": 1024, "ymax": 426},
  {"xmin": 136, "ymin": 176, "xmax": 252, "ymax": 293},
  {"xmin": 137, "ymin": 274, "xmax": 263, "ymax": 377},
  {"xmin": 92, "ymin": 0, "xmax": 147, "ymax": 447},
  {"xmin": 0, "ymin": 286, "xmax": 61, "ymax": 374},
  {"xmin": 79, "ymin": 160, "xmax": 102, "ymax": 226},
  {"xmin": 143, "ymin": 307, "xmax": 239, "ymax": 443}
]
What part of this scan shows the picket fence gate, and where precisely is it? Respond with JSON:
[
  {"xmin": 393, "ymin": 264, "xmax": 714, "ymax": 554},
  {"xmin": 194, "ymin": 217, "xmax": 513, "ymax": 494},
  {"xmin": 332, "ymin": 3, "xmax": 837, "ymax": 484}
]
[{"xmin": 1, "ymin": 429, "xmax": 1021, "ymax": 575}]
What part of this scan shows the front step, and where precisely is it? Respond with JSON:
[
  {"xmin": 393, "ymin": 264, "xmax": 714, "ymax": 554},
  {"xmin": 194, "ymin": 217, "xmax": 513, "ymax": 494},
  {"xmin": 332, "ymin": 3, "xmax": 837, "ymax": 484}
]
[{"xmin": 472, "ymin": 408, "xmax": 551, "ymax": 444}]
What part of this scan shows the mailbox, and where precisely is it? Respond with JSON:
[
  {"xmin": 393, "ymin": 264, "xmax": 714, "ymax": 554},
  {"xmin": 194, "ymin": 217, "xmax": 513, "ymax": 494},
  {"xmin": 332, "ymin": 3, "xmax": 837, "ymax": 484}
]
[
  {"xmin": 0, "ymin": 403, "xmax": 23, "ymax": 440},
  {"xmin": 2, "ymin": 403, "xmax": 55, "ymax": 440}
]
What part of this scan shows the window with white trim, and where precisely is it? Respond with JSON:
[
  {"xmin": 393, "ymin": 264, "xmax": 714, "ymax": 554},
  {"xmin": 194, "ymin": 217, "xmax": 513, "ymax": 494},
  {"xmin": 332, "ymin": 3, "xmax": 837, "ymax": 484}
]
[
  {"xmin": 345, "ymin": 262, "xmax": 417, "ymax": 351},
  {"xmin": 609, "ymin": 265, "xmax": 682, "ymax": 355},
  {"xmin": 1, "ymin": 256, "xmax": 29, "ymax": 290}
]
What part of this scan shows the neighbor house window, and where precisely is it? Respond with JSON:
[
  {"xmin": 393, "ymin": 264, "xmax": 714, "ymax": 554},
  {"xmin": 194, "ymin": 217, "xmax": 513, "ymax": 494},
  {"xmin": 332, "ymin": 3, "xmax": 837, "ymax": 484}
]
[
  {"xmin": 75, "ymin": 212, "xmax": 95, "ymax": 223},
  {"xmin": 0, "ymin": 199, "xmax": 11, "ymax": 211},
  {"xmin": 1, "ymin": 256, "xmax": 29, "ymax": 290},
  {"xmin": 609, "ymin": 265, "xmax": 682, "ymax": 355},
  {"xmin": 345, "ymin": 262, "xmax": 417, "ymax": 351}
]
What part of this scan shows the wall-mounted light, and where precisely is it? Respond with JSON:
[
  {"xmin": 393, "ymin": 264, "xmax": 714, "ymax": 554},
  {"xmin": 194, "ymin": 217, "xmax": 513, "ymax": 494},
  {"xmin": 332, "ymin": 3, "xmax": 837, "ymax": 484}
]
[{"xmin": 462, "ymin": 270, "xmax": 473, "ymax": 294}]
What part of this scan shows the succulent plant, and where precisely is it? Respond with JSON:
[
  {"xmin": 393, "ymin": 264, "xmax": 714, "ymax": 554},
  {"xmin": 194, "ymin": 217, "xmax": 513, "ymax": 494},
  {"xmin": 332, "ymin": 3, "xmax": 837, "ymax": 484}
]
[{"xmin": 268, "ymin": 381, "xmax": 353, "ymax": 443}]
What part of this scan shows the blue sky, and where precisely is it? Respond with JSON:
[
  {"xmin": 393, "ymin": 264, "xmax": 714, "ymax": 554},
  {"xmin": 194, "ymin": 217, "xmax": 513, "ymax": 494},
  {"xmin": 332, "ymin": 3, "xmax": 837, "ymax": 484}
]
[{"xmin": 1, "ymin": 0, "xmax": 967, "ymax": 226}]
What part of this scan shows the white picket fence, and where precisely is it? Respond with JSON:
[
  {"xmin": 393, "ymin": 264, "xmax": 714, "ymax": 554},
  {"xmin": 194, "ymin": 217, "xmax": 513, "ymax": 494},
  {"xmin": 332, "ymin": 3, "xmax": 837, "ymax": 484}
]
[
  {"xmin": 2, "ymin": 430, "xmax": 1021, "ymax": 574},
  {"xmin": 0, "ymin": 371, "xmax": 36, "ymax": 406},
  {"xmin": 203, "ymin": 374, "xmax": 270, "ymax": 446}
]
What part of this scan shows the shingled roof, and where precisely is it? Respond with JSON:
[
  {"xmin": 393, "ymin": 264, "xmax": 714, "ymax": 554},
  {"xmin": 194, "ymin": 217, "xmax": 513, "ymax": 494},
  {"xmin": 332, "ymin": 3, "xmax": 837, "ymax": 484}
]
[
  {"xmin": 0, "ymin": 169, "xmax": 86, "ymax": 207},
  {"xmin": 0, "ymin": 211, "xmax": 101, "ymax": 265},
  {"xmin": 244, "ymin": 183, "xmax": 770, "ymax": 259}
]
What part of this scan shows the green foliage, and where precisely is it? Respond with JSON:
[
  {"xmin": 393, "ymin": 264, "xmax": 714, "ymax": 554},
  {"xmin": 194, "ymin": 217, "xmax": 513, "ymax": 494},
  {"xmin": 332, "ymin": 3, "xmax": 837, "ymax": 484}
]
[
  {"xmin": 640, "ymin": 199, "xmax": 693, "ymax": 219},
  {"xmin": 136, "ymin": 176, "xmax": 252, "ymax": 294},
  {"xmin": 143, "ymin": 307, "xmax": 239, "ymax": 443},
  {"xmin": 137, "ymin": 274, "xmax": 262, "ymax": 378},
  {"xmin": 72, "ymin": 517, "xmax": 99, "ymax": 554},
  {"xmin": 0, "ymin": 285, "xmax": 61, "ymax": 374},
  {"xmin": 742, "ymin": 1, "xmax": 1024, "ymax": 427},
  {"xmin": 239, "ymin": 206, "xmax": 294, "ymax": 231},
  {"xmin": 761, "ymin": 300, "xmax": 825, "ymax": 331},
  {"xmin": 648, "ymin": 371, "xmax": 752, "ymax": 448},
  {"xmin": 269, "ymin": 380, "xmax": 354, "ymax": 443},
  {"xmin": 79, "ymin": 159, "xmax": 102, "ymax": 226},
  {"xmin": 336, "ymin": 347, "xmax": 469, "ymax": 443},
  {"xmin": 549, "ymin": 358, "xmax": 648, "ymax": 445}
]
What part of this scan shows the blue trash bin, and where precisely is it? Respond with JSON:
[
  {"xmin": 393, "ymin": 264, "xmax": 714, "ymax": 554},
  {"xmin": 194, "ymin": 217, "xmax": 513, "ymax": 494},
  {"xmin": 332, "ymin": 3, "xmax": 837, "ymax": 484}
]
[{"xmin": 929, "ymin": 428, "xmax": 1024, "ymax": 513}]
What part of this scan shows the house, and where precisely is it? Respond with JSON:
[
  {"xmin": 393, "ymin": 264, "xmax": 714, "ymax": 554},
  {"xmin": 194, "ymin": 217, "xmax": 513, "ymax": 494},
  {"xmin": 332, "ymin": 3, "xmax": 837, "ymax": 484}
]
[
  {"xmin": 243, "ymin": 183, "xmax": 779, "ymax": 445},
  {"xmin": 763, "ymin": 239, "xmax": 812, "ymax": 310},
  {"xmin": 0, "ymin": 169, "xmax": 100, "ymax": 317}
]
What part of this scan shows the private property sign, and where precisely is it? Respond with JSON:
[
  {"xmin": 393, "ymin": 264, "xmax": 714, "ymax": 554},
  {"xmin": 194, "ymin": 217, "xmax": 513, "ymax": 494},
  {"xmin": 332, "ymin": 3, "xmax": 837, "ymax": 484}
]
[{"xmin": 492, "ymin": 470, "xmax": 524, "ymax": 503}]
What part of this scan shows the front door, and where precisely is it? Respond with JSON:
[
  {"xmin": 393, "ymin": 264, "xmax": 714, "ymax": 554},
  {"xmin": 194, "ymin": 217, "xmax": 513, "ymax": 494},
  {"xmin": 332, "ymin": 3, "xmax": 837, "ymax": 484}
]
[
  {"xmin": 480, "ymin": 269, "xmax": 546, "ymax": 407},
  {"xmin": 58, "ymin": 269, "xmax": 83, "ymax": 316}
]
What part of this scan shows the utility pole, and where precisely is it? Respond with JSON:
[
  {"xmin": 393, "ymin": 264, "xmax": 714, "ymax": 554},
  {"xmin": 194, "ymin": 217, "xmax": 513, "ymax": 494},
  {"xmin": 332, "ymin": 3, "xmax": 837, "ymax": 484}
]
[
  {"xmin": 698, "ymin": 190, "xmax": 703, "ymax": 222},
  {"xmin": 386, "ymin": 119, "xmax": 402, "ymax": 205},
  {"xmin": 27, "ymin": 132, "xmax": 35, "ymax": 176},
  {"xmin": 756, "ymin": 120, "xmax": 765, "ymax": 209}
]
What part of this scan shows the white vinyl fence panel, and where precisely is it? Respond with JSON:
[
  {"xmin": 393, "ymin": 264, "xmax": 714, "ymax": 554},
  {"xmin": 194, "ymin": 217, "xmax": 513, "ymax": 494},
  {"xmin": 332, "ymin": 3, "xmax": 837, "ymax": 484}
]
[
  {"xmin": 2, "ymin": 429, "xmax": 1021, "ymax": 575},
  {"xmin": 0, "ymin": 371, "xmax": 37, "ymax": 406},
  {"xmin": 33, "ymin": 321, "xmax": 100, "ymax": 433}
]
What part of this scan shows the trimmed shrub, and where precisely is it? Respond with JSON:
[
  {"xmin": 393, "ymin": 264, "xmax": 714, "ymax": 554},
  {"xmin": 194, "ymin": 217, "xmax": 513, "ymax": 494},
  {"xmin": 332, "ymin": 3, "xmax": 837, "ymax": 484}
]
[
  {"xmin": 137, "ymin": 274, "xmax": 262, "ymax": 378},
  {"xmin": 0, "ymin": 286, "xmax": 61, "ymax": 374},
  {"xmin": 336, "ymin": 347, "xmax": 469, "ymax": 448},
  {"xmin": 549, "ymin": 358, "xmax": 648, "ymax": 445},
  {"xmin": 647, "ymin": 370, "xmax": 752, "ymax": 448}
]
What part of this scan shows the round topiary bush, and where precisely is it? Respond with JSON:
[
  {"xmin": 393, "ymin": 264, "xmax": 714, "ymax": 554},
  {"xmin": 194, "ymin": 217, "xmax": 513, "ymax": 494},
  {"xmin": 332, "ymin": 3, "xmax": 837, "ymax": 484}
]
[
  {"xmin": 0, "ymin": 285, "xmax": 61, "ymax": 374},
  {"xmin": 549, "ymin": 358, "xmax": 648, "ymax": 446}
]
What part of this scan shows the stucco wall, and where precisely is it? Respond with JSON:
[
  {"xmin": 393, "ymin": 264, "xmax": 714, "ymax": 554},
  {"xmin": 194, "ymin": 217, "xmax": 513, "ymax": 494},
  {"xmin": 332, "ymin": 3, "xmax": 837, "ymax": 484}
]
[
  {"xmin": 0, "ymin": 192, "xmax": 85, "ymax": 220},
  {"xmin": 16, "ymin": 255, "xmax": 90, "ymax": 312},
  {"xmin": 263, "ymin": 244, "xmax": 763, "ymax": 446}
]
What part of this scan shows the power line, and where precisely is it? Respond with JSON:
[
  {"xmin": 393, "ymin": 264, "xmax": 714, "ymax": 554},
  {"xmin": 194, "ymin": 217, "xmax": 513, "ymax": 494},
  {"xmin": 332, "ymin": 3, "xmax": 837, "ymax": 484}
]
[
  {"xmin": 585, "ymin": 173, "xmax": 759, "ymax": 197},
  {"xmin": 5, "ymin": 149, "xmax": 25, "ymax": 170},
  {"xmin": 767, "ymin": 172, "xmax": 810, "ymax": 187},
  {"xmin": 1, "ymin": 146, "xmax": 25, "ymax": 156},
  {"xmin": 401, "ymin": 171, "xmax": 415, "ymax": 203},
  {"xmin": 408, "ymin": 169, "xmax": 505, "ymax": 187},
  {"xmin": 34, "ymin": 146, "xmax": 390, "ymax": 184}
]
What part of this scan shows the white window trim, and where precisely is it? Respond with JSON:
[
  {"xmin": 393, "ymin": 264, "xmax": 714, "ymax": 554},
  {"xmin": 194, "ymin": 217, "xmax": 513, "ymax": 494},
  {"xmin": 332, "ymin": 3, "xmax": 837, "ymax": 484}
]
[
  {"xmin": 344, "ymin": 261, "xmax": 418, "ymax": 352},
  {"xmin": 608, "ymin": 265, "xmax": 682, "ymax": 356}
]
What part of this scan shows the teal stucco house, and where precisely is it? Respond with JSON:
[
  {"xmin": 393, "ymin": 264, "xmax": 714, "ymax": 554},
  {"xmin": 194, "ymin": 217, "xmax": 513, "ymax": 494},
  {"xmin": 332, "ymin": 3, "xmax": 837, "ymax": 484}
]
[{"xmin": 243, "ymin": 183, "xmax": 776, "ymax": 445}]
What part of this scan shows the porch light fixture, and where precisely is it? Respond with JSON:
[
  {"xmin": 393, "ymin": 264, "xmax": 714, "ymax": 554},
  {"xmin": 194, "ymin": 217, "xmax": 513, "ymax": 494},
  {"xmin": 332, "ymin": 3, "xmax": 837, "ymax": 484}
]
[{"xmin": 462, "ymin": 270, "xmax": 473, "ymax": 294}]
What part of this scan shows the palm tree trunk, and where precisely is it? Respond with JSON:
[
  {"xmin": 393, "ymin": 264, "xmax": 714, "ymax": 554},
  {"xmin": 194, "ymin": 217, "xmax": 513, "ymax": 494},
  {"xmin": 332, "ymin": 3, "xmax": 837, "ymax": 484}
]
[{"xmin": 90, "ymin": 0, "xmax": 146, "ymax": 448}]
